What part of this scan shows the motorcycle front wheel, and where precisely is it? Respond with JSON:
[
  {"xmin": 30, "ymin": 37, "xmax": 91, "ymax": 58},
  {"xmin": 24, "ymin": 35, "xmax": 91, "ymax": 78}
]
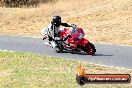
[{"xmin": 86, "ymin": 42, "xmax": 96, "ymax": 55}]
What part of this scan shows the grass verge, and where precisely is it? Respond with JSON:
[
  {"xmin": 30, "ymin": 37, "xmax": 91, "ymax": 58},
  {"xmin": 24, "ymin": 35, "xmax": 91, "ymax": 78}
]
[{"xmin": 0, "ymin": 51, "xmax": 132, "ymax": 88}]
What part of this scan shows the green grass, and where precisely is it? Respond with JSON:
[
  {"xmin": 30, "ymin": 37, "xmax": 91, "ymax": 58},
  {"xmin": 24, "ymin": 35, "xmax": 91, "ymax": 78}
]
[{"xmin": 0, "ymin": 51, "xmax": 131, "ymax": 88}]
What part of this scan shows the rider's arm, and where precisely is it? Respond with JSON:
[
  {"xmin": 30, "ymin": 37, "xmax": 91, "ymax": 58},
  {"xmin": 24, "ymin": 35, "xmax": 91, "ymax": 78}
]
[{"xmin": 61, "ymin": 23, "xmax": 71, "ymax": 27}]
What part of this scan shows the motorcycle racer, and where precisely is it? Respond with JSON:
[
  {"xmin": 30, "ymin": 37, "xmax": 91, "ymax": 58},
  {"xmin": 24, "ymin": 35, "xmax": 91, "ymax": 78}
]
[
  {"xmin": 41, "ymin": 16, "xmax": 96, "ymax": 55},
  {"xmin": 41, "ymin": 16, "xmax": 85, "ymax": 49}
]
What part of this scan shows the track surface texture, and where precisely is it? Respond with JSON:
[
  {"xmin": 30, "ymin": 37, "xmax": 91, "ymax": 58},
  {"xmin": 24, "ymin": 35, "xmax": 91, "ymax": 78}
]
[{"xmin": 0, "ymin": 35, "xmax": 132, "ymax": 69}]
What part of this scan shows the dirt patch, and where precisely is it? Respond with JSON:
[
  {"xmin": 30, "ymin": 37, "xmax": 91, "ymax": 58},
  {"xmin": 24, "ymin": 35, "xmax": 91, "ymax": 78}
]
[{"xmin": 0, "ymin": 0, "xmax": 132, "ymax": 45}]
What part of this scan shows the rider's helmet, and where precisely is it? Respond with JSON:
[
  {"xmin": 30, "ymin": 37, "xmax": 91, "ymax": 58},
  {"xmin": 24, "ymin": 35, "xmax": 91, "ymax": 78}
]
[{"xmin": 51, "ymin": 16, "xmax": 61, "ymax": 27}]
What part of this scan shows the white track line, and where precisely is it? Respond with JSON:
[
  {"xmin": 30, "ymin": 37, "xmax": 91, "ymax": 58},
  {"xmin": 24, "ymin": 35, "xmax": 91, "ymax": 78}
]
[
  {"xmin": 0, "ymin": 49, "xmax": 15, "ymax": 52},
  {"xmin": 94, "ymin": 63, "xmax": 131, "ymax": 70},
  {"xmin": 81, "ymin": 62, "xmax": 131, "ymax": 71}
]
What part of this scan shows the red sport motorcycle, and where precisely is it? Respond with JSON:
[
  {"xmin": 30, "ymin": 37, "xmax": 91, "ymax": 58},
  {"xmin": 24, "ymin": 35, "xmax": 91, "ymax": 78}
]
[{"xmin": 43, "ymin": 26, "xmax": 96, "ymax": 55}]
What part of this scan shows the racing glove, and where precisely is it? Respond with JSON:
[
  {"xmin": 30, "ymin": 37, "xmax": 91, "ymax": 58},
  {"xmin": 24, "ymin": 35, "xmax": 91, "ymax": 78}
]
[{"xmin": 71, "ymin": 24, "xmax": 77, "ymax": 29}]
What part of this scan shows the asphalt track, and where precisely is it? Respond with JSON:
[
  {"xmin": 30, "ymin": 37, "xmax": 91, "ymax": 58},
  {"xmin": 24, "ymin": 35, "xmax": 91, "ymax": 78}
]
[{"xmin": 0, "ymin": 35, "xmax": 132, "ymax": 69}]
